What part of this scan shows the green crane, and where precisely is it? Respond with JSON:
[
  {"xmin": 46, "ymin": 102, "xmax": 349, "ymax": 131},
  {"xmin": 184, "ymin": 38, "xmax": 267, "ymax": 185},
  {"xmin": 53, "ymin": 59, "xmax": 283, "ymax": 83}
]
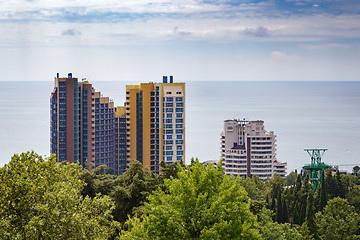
[{"xmin": 303, "ymin": 149, "xmax": 331, "ymax": 191}]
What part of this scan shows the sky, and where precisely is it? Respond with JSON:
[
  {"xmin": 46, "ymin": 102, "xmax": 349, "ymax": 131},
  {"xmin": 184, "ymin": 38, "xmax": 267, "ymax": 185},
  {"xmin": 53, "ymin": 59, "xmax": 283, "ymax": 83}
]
[{"xmin": 0, "ymin": 0, "xmax": 360, "ymax": 82}]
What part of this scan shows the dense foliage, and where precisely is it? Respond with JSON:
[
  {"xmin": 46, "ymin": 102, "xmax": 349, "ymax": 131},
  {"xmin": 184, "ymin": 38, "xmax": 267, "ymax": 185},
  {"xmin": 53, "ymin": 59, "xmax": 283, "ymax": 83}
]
[
  {"xmin": 120, "ymin": 160, "xmax": 261, "ymax": 239},
  {"xmin": 0, "ymin": 152, "xmax": 116, "ymax": 239},
  {"xmin": 1, "ymin": 152, "xmax": 360, "ymax": 239}
]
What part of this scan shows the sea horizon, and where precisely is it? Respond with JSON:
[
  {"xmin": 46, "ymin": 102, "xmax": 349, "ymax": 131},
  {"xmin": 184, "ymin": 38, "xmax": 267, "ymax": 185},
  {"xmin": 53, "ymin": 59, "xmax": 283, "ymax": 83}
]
[{"xmin": 0, "ymin": 80, "xmax": 359, "ymax": 173}]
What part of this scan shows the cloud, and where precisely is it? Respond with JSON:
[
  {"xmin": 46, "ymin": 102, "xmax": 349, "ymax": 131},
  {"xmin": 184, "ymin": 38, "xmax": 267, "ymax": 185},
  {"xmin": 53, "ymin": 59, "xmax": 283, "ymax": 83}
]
[
  {"xmin": 270, "ymin": 51, "xmax": 298, "ymax": 60},
  {"xmin": 299, "ymin": 43, "xmax": 350, "ymax": 50},
  {"xmin": 173, "ymin": 26, "xmax": 192, "ymax": 37},
  {"xmin": 243, "ymin": 26, "xmax": 269, "ymax": 37},
  {"xmin": 62, "ymin": 29, "xmax": 81, "ymax": 36},
  {"xmin": 0, "ymin": 0, "xmax": 359, "ymax": 48}
]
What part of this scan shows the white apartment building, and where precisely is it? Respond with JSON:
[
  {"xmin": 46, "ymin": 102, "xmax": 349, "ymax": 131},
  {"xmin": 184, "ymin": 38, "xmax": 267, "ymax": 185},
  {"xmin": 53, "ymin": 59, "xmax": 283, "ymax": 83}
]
[
  {"xmin": 273, "ymin": 160, "xmax": 287, "ymax": 178},
  {"xmin": 220, "ymin": 119, "xmax": 286, "ymax": 180}
]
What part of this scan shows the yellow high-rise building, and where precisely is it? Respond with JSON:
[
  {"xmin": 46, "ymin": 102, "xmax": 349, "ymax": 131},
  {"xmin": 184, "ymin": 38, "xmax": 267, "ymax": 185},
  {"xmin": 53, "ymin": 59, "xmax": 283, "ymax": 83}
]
[{"xmin": 125, "ymin": 76, "xmax": 185, "ymax": 173}]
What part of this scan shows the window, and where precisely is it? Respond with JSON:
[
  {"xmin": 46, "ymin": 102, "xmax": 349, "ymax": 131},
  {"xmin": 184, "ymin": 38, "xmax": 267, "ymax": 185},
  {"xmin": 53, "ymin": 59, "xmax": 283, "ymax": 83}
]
[
  {"xmin": 165, "ymin": 119, "xmax": 172, "ymax": 123},
  {"xmin": 166, "ymin": 108, "xmax": 173, "ymax": 112},
  {"xmin": 165, "ymin": 130, "xmax": 173, "ymax": 134},
  {"xmin": 176, "ymin": 92, "xmax": 181, "ymax": 94},
  {"xmin": 176, "ymin": 113, "xmax": 182, "ymax": 118},
  {"xmin": 177, "ymin": 145, "xmax": 182, "ymax": 150},
  {"xmin": 176, "ymin": 140, "xmax": 183, "ymax": 144},
  {"xmin": 166, "ymin": 92, "xmax": 172, "ymax": 94},
  {"xmin": 167, "ymin": 156, "xmax": 172, "ymax": 161},
  {"xmin": 176, "ymin": 124, "xmax": 183, "ymax": 128},
  {"xmin": 176, "ymin": 135, "xmax": 182, "ymax": 139},
  {"xmin": 166, "ymin": 97, "xmax": 173, "ymax": 102},
  {"xmin": 167, "ymin": 135, "xmax": 173, "ymax": 139},
  {"xmin": 176, "ymin": 97, "xmax": 183, "ymax": 101},
  {"xmin": 176, "ymin": 129, "xmax": 183, "ymax": 134},
  {"xmin": 176, "ymin": 119, "xmax": 183, "ymax": 123},
  {"xmin": 176, "ymin": 108, "xmax": 183, "ymax": 112},
  {"xmin": 177, "ymin": 151, "xmax": 183, "ymax": 155},
  {"xmin": 176, "ymin": 103, "xmax": 183, "ymax": 107},
  {"xmin": 166, "ymin": 113, "xmax": 172, "ymax": 118},
  {"xmin": 166, "ymin": 146, "xmax": 172, "ymax": 150}
]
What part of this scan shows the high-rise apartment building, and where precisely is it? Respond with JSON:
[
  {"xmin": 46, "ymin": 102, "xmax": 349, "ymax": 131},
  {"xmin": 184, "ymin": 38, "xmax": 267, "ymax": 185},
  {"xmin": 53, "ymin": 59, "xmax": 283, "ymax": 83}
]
[
  {"xmin": 50, "ymin": 73, "xmax": 184, "ymax": 175},
  {"xmin": 50, "ymin": 73, "xmax": 125, "ymax": 174},
  {"xmin": 125, "ymin": 76, "xmax": 185, "ymax": 174},
  {"xmin": 220, "ymin": 119, "xmax": 286, "ymax": 180}
]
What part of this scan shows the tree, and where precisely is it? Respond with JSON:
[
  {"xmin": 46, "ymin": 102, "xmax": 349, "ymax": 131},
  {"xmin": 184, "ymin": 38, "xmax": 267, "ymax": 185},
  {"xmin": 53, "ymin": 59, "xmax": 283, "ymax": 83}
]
[
  {"xmin": 271, "ymin": 196, "xmax": 276, "ymax": 212},
  {"xmin": 352, "ymin": 166, "xmax": 360, "ymax": 176},
  {"xmin": 0, "ymin": 151, "xmax": 116, "ymax": 239},
  {"xmin": 286, "ymin": 172, "xmax": 297, "ymax": 186},
  {"xmin": 120, "ymin": 160, "xmax": 261, "ymax": 239},
  {"xmin": 295, "ymin": 174, "xmax": 302, "ymax": 193},
  {"xmin": 341, "ymin": 174, "xmax": 358, "ymax": 197},
  {"xmin": 315, "ymin": 197, "xmax": 360, "ymax": 240},
  {"xmin": 282, "ymin": 198, "xmax": 288, "ymax": 223},
  {"xmin": 319, "ymin": 170, "xmax": 327, "ymax": 211},
  {"xmin": 240, "ymin": 175, "xmax": 267, "ymax": 201},
  {"xmin": 348, "ymin": 185, "xmax": 360, "ymax": 210},
  {"xmin": 160, "ymin": 160, "xmax": 184, "ymax": 180},
  {"xmin": 267, "ymin": 173, "xmax": 285, "ymax": 199},
  {"xmin": 303, "ymin": 174, "xmax": 311, "ymax": 194},
  {"xmin": 305, "ymin": 189, "xmax": 316, "ymax": 236},
  {"xmin": 335, "ymin": 169, "xmax": 345, "ymax": 198},
  {"xmin": 111, "ymin": 160, "xmax": 160, "ymax": 224},
  {"xmin": 276, "ymin": 191, "xmax": 283, "ymax": 223},
  {"xmin": 258, "ymin": 208, "xmax": 304, "ymax": 240}
]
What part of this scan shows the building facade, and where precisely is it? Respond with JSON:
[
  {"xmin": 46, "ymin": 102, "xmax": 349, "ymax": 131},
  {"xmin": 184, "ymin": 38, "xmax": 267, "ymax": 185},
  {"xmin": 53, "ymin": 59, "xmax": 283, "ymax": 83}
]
[
  {"xmin": 273, "ymin": 160, "xmax": 287, "ymax": 178},
  {"xmin": 220, "ymin": 119, "xmax": 286, "ymax": 180},
  {"xmin": 50, "ymin": 73, "xmax": 184, "ymax": 175},
  {"xmin": 125, "ymin": 76, "xmax": 185, "ymax": 174}
]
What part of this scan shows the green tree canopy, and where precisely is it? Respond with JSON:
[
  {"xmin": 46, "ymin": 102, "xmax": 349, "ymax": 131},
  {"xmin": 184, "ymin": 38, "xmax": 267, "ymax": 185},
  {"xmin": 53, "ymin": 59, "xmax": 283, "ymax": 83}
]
[
  {"xmin": 267, "ymin": 173, "xmax": 285, "ymax": 199},
  {"xmin": 240, "ymin": 175, "xmax": 268, "ymax": 201},
  {"xmin": 111, "ymin": 160, "xmax": 160, "ymax": 224},
  {"xmin": 257, "ymin": 208, "xmax": 305, "ymax": 240},
  {"xmin": 353, "ymin": 166, "xmax": 360, "ymax": 176},
  {"xmin": 285, "ymin": 171, "xmax": 297, "ymax": 186},
  {"xmin": 120, "ymin": 160, "xmax": 261, "ymax": 239},
  {"xmin": 0, "ymin": 151, "xmax": 116, "ymax": 239},
  {"xmin": 315, "ymin": 197, "xmax": 360, "ymax": 240},
  {"xmin": 348, "ymin": 185, "xmax": 360, "ymax": 211}
]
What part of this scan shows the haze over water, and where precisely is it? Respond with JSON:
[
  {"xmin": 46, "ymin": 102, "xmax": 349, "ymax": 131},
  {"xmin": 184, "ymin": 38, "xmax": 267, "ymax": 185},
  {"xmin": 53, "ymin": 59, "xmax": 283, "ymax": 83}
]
[{"xmin": 0, "ymin": 80, "xmax": 359, "ymax": 173}]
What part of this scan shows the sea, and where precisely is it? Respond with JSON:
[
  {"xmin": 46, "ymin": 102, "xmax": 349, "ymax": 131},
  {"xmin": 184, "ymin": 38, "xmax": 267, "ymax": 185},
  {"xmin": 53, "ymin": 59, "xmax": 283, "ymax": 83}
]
[{"xmin": 0, "ymin": 81, "xmax": 359, "ymax": 173}]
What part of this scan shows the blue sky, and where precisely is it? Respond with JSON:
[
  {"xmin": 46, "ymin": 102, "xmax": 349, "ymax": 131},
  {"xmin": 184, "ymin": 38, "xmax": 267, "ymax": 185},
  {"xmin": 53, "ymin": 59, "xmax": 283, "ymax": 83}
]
[{"xmin": 0, "ymin": 0, "xmax": 359, "ymax": 81}]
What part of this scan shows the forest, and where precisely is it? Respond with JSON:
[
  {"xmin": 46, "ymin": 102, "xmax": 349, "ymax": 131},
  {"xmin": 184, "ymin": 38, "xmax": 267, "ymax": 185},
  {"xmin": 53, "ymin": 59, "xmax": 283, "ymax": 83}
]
[{"xmin": 1, "ymin": 151, "xmax": 359, "ymax": 239}]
